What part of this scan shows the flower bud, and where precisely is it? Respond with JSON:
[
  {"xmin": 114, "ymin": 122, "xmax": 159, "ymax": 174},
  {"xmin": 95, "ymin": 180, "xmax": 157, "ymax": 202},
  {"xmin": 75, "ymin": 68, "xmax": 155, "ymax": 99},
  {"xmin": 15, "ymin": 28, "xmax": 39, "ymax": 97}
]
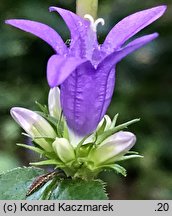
[
  {"xmin": 10, "ymin": 107, "xmax": 57, "ymax": 151},
  {"xmin": 48, "ymin": 87, "xmax": 62, "ymax": 119},
  {"xmin": 52, "ymin": 138, "xmax": 75, "ymax": 163},
  {"xmin": 90, "ymin": 131, "xmax": 136, "ymax": 165}
]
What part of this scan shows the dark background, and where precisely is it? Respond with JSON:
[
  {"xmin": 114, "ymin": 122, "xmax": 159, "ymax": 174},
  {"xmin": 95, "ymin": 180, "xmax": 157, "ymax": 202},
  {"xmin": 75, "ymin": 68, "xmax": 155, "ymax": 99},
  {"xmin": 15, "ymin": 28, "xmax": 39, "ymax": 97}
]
[{"xmin": 0, "ymin": 0, "xmax": 171, "ymax": 199}]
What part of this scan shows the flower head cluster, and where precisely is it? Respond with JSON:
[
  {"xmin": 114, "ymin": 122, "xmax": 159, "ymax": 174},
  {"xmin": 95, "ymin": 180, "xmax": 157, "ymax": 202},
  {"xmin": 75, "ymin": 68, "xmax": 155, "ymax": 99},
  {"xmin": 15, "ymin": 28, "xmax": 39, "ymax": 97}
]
[
  {"xmin": 6, "ymin": 5, "xmax": 166, "ymax": 136},
  {"xmin": 11, "ymin": 88, "xmax": 141, "ymax": 178},
  {"xmin": 8, "ymin": 5, "xmax": 166, "ymax": 179}
]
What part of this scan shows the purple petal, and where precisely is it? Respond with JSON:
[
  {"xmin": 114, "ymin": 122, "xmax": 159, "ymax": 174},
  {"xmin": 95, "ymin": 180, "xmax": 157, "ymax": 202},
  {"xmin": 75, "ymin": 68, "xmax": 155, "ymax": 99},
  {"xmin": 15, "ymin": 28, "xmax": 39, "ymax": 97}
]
[
  {"xmin": 49, "ymin": 7, "xmax": 88, "ymax": 41},
  {"xmin": 60, "ymin": 63, "xmax": 115, "ymax": 136},
  {"xmin": 47, "ymin": 55, "xmax": 89, "ymax": 87},
  {"xmin": 102, "ymin": 5, "xmax": 167, "ymax": 53},
  {"xmin": 100, "ymin": 33, "xmax": 158, "ymax": 68},
  {"xmin": 5, "ymin": 19, "xmax": 67, "ymax": 54},
  {"xmin": 49, "ymin": 7, "xmax": 98, "ymax": 59}
]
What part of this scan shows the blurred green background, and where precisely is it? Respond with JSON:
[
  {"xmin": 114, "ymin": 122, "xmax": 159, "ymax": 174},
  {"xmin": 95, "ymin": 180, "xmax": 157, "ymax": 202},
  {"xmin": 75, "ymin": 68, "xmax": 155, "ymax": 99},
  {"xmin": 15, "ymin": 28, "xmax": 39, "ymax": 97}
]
[{"xmin": 0, "ymin": 0, "xmax": 171, "ymax": 199}]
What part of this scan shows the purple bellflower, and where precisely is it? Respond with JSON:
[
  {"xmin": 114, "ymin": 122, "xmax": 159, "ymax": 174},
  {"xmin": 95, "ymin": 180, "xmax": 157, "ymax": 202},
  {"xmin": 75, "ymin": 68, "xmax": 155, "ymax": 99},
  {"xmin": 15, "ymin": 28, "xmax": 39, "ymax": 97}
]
[{"xmin": 5, "ymin": 5, "xmax": 166, "ymax": 136}]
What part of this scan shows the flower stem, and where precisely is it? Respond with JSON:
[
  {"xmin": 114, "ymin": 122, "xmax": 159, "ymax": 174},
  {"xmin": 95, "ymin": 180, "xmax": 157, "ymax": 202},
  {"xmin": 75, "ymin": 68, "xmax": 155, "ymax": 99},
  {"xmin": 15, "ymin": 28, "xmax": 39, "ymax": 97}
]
[{"xmin": 76, "ymin": 0, "xmax": 98, "ymax": 19}]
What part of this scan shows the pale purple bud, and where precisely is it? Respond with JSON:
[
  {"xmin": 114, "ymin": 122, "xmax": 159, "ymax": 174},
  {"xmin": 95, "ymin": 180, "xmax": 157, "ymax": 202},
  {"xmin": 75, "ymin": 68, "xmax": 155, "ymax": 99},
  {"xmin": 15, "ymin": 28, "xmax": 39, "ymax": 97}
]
[
  {"xmin": 10, "ymin": 107, "xmax": 57, "ymax": 151},
  {"xmin": 90, "ymin": 131, "xmax": 136, "ymax": 165},
  {"xmin": 48, "ymin": 87, "xmax": 62, "ymax": 119}
]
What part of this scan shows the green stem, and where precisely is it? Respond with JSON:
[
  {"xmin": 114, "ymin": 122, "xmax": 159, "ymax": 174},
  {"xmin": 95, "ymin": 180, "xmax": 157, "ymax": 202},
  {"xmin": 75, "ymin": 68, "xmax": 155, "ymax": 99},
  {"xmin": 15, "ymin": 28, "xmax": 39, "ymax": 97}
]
[{"xmin": 76, "ymin": 0, "xmax": 98, "ymax": 19}]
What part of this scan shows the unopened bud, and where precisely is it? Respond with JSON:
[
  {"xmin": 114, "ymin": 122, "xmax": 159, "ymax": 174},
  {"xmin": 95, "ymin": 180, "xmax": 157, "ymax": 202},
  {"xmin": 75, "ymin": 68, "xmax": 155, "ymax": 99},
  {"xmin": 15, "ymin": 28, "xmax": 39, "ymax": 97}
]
[
  {"xmin": 90, "ymin": 131, "xmax": 136, "ymax": 165},
  {"xmin": 48, "ymin": 87, "xmax": 62, "ymax": 119},
  {"xmin": 10, "ymin": 107, "xmax": 56, "ymax": 151},
  {"xmin": 52, "ymin": 138, "xmax": 75, "ymax": 163}
]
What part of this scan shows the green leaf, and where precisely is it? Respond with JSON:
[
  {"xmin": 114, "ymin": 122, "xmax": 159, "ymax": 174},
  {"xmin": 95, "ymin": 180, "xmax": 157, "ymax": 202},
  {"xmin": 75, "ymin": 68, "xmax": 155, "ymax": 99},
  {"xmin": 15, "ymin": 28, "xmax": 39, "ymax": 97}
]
[
  {"xmin": 0, "ymin": 167, "xmax": 45, "ymax": 200},
  {"xmin": 50, "ymin": 179, "xmax": 108, "ymax": 200},
  {"xmin": 0, "ymin": 167, "xmax": 108, "ymax": 200},
  {"xmin": 26, "ymin": 179, "xmax": 57, "ymax": 200}
]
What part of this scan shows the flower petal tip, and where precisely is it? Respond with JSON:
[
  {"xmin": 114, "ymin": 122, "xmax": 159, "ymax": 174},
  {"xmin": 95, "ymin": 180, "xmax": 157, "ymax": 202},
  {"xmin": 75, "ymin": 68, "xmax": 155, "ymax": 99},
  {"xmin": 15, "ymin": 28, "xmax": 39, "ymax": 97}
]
[
  {"xmin": 5, "ymin": 19, "xmax": 13, "ymax": 25},
  {"xmin": 150, "ymin": 32, "xmax": 159, "ymax": 40},
  {"xmin": 157, "ymin": 5, "xmax": 167, "ymax": 13},
  {"xmin": 49, "ymin": 6, "xmax": 54, "ymax": 12},
  {"xmin": 153, "ymin": 5, "xmax": 167, "ymax": 17},
  {"xmin": 10, "ymin": 107, "xmax": 19, "ymax": 117}
]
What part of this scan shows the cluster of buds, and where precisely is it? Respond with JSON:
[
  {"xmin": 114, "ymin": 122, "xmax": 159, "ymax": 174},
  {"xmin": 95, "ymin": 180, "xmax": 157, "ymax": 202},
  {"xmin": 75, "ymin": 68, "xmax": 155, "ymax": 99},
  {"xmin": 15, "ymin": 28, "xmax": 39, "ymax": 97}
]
[{"xmin": 11, "ymin": 87, "xmax": 142, "ymax": 179}]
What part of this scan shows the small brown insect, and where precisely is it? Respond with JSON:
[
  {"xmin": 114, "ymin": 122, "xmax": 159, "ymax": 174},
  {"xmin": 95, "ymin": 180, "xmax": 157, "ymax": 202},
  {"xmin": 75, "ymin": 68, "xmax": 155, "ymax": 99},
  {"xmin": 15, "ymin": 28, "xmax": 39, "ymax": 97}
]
[{"xmin": 26, "ymin": 169, "xmax": 65, "ymax": 196}]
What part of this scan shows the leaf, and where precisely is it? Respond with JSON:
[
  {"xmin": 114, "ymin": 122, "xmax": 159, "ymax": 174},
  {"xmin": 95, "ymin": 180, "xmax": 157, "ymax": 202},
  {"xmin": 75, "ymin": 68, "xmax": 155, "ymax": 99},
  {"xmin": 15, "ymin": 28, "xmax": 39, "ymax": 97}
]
[
  {"xmin": 0, "ymin": 167, "xmax": 45, "ymax": 200},
  {"xmin": 26, "ymin": 179, "xmax": 58, "ymax": 200},
  {"xmin": 0, "ymin": 167, "xmax": 108, "ymax": 200},
  {"xmin": 50, "ymin": 179, "xmax": 108, "ymax": 200}
]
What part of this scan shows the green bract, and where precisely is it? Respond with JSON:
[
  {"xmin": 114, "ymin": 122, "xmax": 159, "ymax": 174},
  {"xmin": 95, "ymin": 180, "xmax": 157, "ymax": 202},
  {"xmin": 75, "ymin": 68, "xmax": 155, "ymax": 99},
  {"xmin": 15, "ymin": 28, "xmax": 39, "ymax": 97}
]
[{"xmin": 11, "ymin": 87, "xmax": 142, "ymax": 179}]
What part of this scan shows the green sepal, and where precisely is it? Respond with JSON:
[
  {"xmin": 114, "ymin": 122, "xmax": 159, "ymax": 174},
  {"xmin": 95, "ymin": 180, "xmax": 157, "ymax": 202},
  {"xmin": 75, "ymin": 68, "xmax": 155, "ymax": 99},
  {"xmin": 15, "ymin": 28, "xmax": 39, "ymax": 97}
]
[
  {"xmin": 110, "ymin": 164, "xmax": 127, "ymax": 177},
  {"xmin": 56, "ymin": 120, "xmax": 64, "ymax": 137},
  {"xmin": 29, "ymin": 159, "xmax": 60, "ymax": 166},
  {"xmin": 17, "ymin": 143, "xmax": 45, "ymax": 155},
  {"xmin": 127, "ymin": 151, "xmax": 140, "ymax": 155},
  {"xmin": 35, "ymin": 101, "xmax": 48, "ymax": 114},
  {"xmin": 110, "ymin": 113, "xmax": 119, "ymax": 128},
  {"xmin": 21, "ymin": 132, "xmax": 32, "ymax": 138},
  {"xmin": 96, "ymin": 118, "xmax": 140, "ymax": 145},
  {"xmin": 62, "ymin": 121, "xmax": 69, "ymax": 140},
  {"xmin": 75, "ymin": 133, "xmax": 92, "ymax": 155},
  {"xmin": 115, "ymin": 154, "xmax": 144, "ymax": 162},
  {"xmin": 77, "ymin": 143, "xmax": 94, "ymax": 157},
  {"xmin": 36, "ymin": 111, "xmax": 58, "ymax": 127},
  {"xmin": 96, "ymin": 118, "xmax": 106, "ymax": 135}
]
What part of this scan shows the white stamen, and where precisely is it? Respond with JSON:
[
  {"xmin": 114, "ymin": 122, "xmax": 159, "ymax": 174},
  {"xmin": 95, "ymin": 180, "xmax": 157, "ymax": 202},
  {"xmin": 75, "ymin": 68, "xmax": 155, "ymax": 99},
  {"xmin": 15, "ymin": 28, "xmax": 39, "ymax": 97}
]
[
  {"xmin": 94, "ymin": 18, "xmax": 105, "ymax": 28},
  {"xmin": 84, "ymin": 14, "xmax": 95, "ymax": 26},
  {"xmin": 84, "ymin": 14, "xmax": 105, "ymax": 32}
]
